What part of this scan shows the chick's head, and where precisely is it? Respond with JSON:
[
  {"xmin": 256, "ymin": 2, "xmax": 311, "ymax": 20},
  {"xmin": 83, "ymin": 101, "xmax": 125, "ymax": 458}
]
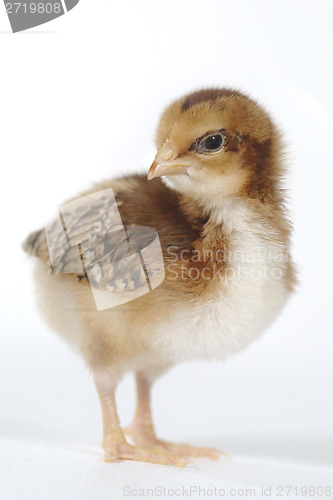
[{"xmin": 148, "ymin": 88, "xmax": 283, "ymax": 208}]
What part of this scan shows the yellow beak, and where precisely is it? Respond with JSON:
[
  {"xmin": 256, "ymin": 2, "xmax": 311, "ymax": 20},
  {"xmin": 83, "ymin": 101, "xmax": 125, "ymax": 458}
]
[{"xmin": 147, "ymin": 158, "xmax": 192, "ymax": 181}]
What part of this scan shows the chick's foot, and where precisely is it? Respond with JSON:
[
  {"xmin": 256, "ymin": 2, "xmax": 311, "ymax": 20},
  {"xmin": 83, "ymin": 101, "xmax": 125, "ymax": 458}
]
[
  {"xmin": 103, "ymin": 437, "xmax": 193, "ymax": 467},
  {"xmin": 124, "ymin": 423, "xmax": 222, "ymax": 460}
]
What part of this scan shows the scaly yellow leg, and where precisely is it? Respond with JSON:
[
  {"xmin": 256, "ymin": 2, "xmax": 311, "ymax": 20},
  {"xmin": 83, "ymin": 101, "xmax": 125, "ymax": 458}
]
[
  {"xmin": 94, "ymin": 374, "xmax": 192, "ymax": 467},
  {"xmin": 124, "ymin": 371, "xmax": 222, "ymax": 460}
]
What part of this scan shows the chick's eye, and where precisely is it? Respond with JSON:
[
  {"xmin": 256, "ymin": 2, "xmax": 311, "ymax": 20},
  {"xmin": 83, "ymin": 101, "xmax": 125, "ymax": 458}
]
[{"xmin": 198, "ymin": 132, "xmax": 225, "ymax": 153}]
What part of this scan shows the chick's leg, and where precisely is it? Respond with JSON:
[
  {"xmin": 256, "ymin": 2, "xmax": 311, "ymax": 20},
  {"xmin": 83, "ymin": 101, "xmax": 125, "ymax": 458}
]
[
  {"xmin": 94, "ymin": 374, "xmax": 191, "ymax": 467},
  {"xmin": 124, "ymin": 371, "xmax": 221, "ymax": 460}
]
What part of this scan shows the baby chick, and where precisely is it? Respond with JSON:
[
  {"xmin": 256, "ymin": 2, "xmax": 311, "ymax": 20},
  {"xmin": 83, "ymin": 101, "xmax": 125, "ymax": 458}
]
[{"xmin": 23, "ymin": 88, "xmax": 296, "ymax": 467}]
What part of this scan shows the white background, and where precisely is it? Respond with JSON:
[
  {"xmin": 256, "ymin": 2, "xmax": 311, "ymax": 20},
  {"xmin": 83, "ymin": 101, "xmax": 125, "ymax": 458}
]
[{"xmin": 0, "ymin": 1, "xmax": 332, "ymax": 498}]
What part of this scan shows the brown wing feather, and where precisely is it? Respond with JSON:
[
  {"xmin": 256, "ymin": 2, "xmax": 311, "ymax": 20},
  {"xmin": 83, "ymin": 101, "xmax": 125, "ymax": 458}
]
[{"xmin": 22, "ymin": 175, "xmax": 200, "ymax": 294}]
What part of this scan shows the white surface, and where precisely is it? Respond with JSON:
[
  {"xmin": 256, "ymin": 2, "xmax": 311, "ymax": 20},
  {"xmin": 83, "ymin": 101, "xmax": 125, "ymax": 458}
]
[
  {"xmin": 1, "ymin": 0, "xmax": 333, "ymax": 498},
  {"xmin": 1, "ymin": 440, "xmax": 332, "ymax": 500}
]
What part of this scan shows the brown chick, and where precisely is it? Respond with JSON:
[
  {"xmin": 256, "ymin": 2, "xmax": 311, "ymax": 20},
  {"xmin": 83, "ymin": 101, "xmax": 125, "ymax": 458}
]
[{"xmin": 23, "ymin": 88, "xmax": 296, "ymax": 467}]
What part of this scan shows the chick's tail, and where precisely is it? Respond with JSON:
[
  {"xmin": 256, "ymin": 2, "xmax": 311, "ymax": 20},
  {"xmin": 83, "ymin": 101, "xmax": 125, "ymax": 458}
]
[{"xmin": 22, "ymin": 228, "xmax": 49, "ymax": 262}]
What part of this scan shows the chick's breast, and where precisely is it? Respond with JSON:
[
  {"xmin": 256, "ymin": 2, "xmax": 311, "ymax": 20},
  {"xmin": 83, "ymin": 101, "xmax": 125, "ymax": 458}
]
[{"xmin": 29, "ymin": 172, "xmax": 291, "ymax": 372}]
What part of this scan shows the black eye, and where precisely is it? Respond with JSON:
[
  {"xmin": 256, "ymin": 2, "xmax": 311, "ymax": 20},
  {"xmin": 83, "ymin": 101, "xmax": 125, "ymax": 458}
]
[{"xmin": 198, "ymin": 132, "xmax": 225, "ymax": 153}]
